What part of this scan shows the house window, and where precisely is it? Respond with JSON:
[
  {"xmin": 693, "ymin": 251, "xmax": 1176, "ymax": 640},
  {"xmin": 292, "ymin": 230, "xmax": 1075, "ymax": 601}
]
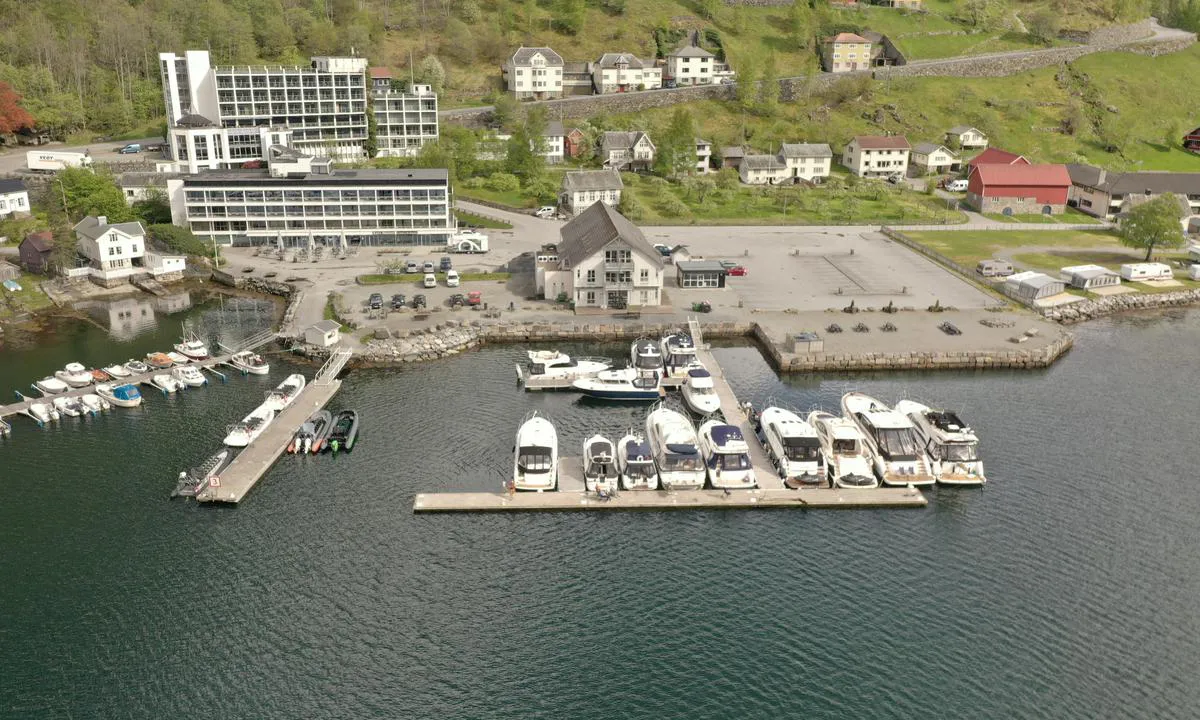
[
  {"xmin": 109, "ymin": 246, "xmax": 116, "ymax": 256},
  {"xmin": 604, "ymin": 249, "xmax": 631, "ymax": 263},
  {"xmin": 640, "ymin": 268, "xmax": 649, "ymax": 282},
  {"xmin": 585, "ymin": 291, "xmax": 595, "ymax": 304},
  {"xmin": 586, "ymin": 269, "xmax": 596, "ymax": 284}
]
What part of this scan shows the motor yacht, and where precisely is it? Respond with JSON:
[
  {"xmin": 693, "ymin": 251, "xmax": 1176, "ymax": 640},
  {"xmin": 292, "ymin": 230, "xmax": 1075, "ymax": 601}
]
[
  {"xmin": 524, "ymin": 350, "xmax": 610, "ymax": 382},
  {"xmin": 124, "ymin": 360, "xmax": 150, "ymax": 375},
  {"xmin": 80, "ymin": 394, "xmax": 111, "ymax": 413},
  {"xmin": 230, "ymin": 350, "xmax": 270, "ymax": 375},
  {"xmin": 145, "ymin": 352, "xmax": 174, "ymax": 369},
  {"xmin": 174, "ymin": 334, "xmax": 210, "ymax": 360},
  {"xmin": 698, "ymin": 420, "xmax": 757, "ymax": 489},
  {"xmin": 573, "ymin": 367, "xmax": 662, "ymax": 401},
  {"xmin": 808, "ymin": 410, "xmax": 878, "ymax": 489},
  {"xmin": 617, "ymin": 432, "xmax": 659, "ymax": 491},
  {"xmin": 171, "ymin": 365, "xmax": 208, "ymax": 388},
  {"xmin": 681, "ymin": 368, "xmax": 721, "ymax": 415},
  {"xmin": 171, "ymin": 448, "xmax": 233, "ymax": 498},
  {"xmin": 224, "ymin": 405, "xmax": 276, "ymax": 447},
  {"xmin": 262, "ymin": 374, "xmax": 306, "ymax": 411},
  {"xmin": 756, "ymin": 406, "xmax": 825, "ymax": 488},
  {"xmin": 103, "ymin": 364, "xmax": 131, "ymax": 378},
  {"xmin": 895, "ymin": 400, "xmax": 986, "ymax": 486},
  {"xmin": 34, "ymin": 376, "xmax": 70, "ymax": 395},
  {"xmin": 582, "ymin": 434, "xmax": 620, "ymax": 493},
  {"xmin": 56, "ymin": 363, "xmax": 94, "ymax": 388},
  {"xmin": 150, "ymin": 374, "xmax": 183, "ymax": 394},
  {"xmin": 841, "ymin": 392, "xmax": 935, "ymax": 487},
  {"xmin": 630, "ymin": 338, "xmax": 665, "ymax": 378},
  {"xmin": 326, "ymin": 410, "xmax": 359, "ymax": 454},
  {"xmin": 513, "ymin": 412, "xmax": 558, "ymax": 491},
  {"xmin": 660, "ymin": 332, "xmax": 699, "ymax": 376},
  {"xmin": 96, "ymin": 383, "xmax": 142, "ymax": 408},
  {"xmin": 52, "ymin": 396, "xmax": 87, "ymax": 417},
  {"xmin": 644, "ymin": 404, "xmax": 705, "ymax": 490}
]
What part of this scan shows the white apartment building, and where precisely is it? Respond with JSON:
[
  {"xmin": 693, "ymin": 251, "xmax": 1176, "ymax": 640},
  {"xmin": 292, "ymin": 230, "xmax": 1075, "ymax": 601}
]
[
  {"xmin": 841, "ymin": 135, "xmax": 911, "ymax": 178},
  {"xmin": 503, "ymin": 47, "xmax": 565, "ymax": 100},
  {"xmin": 592, "ymin": 53, "xmax": 662, "ymax": 94},
  {"xmin": 71, "ymin": 216, "xmax": 186, "ymax": 287},
  {"xmin": 780, "ymin": 143, "xmax": 833, "ymax": 181},
  {"xmin": 0, "ymin": 179, "xmax": 30, "ymax": 218},
  {"xmin": 165, "ymin": 147, "xmax": 452, "ymax": 248},
  {"xmin": 538, "ymin": 202, "xmax": 664, "ymax": 309},
  {"xmin": 373, "ymin": 82, "xmax": 439, "ymax": 158},
  {"xmin": 910, "ymin": 142, "xmax": 960, "ymax": 176},
  {"xmin": 666, "ymin": 45, "xmax": 715, "ymax": 86},
  {"xmin": 561, "ymin": 170, "xmax": 624, "ymax": 215}
]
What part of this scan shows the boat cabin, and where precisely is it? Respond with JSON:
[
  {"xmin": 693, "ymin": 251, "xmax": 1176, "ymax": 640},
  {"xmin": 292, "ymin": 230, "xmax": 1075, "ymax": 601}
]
[
  {"xmin": 855, "ymin": 411, "xmax": 922, "ymax": 460},
  {"xmin": 517, "ymin": 446, "xmax": 554, "ymax": 473},
  {"xmin": 660, "ymin": 442, "xmax": 702, "ymax": 472}
]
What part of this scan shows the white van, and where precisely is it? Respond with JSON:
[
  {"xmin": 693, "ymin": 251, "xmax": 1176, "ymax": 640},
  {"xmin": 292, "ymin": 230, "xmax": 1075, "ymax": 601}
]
[
  {"xmin": 945, "ymin": 179, "xmax": 969, "ymax": 192},
  {"xmin": 534, "ymin": 206, "xmax": 557, "ymax": 218},
  {"xmin": 423, "ymin": 273, "xmax": 437, "ymax": 288},
  {"xmin": 445, "ymin": 270, "xmax": 460, "ymax": 287}
]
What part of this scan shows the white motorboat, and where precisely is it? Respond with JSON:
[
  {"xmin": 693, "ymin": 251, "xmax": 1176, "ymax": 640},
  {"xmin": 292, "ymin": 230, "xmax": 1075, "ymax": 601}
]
[
  {"xmin": 617, "ymin": 432, "xmax": 658, "ymax": 491},
  {"xmin": 171, "ymin": 365, "xmax": 208, "ymax": 388},
  {"xmin": 895, "ymin": 400, "xmax": 986, "ymax": 486},
  {"xmin": 841, "ymin": 392, "xmax": 935, "ymax": 487},
  {"xmin": 698, "ymin": 420, "xmax": 757, "ymax": 489},
  {"xmin": 660, "ymin": 332, "xmax": 700, "ymax": 377},
  {"xmin": 573, "ymin": 367, "xmax": 662, "ymax": 401},
  {"xmin": 18, "ymin": 392, "xmax": 59, "ymax": 424},
  {"xmin": 151, "ymin": 374, "xmax": 183, "ymax": 394},
  {"xmin": 52, "ymin": 396, "xmax": 87, "ymax": 417},
  {"xmin": 56, "ymin": 363, "xmax": 94, "ymax": 388},
  {"xmin": 582, "ymin": 434, "xmax": 620, "ymax": 493},
  {"xmin": 224, "ymin": 405, "xmax": 276, "ymax": 447},
  {"xmin": 524, "ymin": 350, "xmax": 610, "ymax": 382},
  {"xmin": 103, "ymin": 364, "xmax": 131, "ymax": 378},
  {"xmin": 80, "ymin": 393, "xmax": 111, "ymax": 413},
  {"xmin": 630, "ymin": 338, "xmax": 665, "ymax": 378},
  {"xmin": 124, "ymin": 360, "xmax": 150, "ymax": 375},
  {"xmin": 512, "ymin": 412, "xmax": 558, "ymax": 491},
  {"xmin": 644, "ymin": 404, "xmax": 705, "ymax": 489},
  {"xmin": 174, "ymin": 334, "xmax": 210, "ymax": 360},
  {"xmin": 808, "ymin": 410, "xmax": 878, "ymax": 489},
  {"xmin": 756, "ymin": 407, "xmax": 826, "ymax": 488},
  {"xmin": 167, "ymin": 351, "xmax": 190, "ymax": 365},
  {"xmin": 229, "ymin": 350, "xmax": 270, "ymax": 375},
  {"xmin": 262, "ymin": 374, "xmax": 306, "ymax": 411},
  {"xmin": 96, "ymin": 383, "xmax": 143, "ymax": 408},
  {"xmin": 34, "ymin": 376, "xmax": 70, "ymax": 395},
  {"xmin": 681, "ymin": 368, "xmax": 721, "ymax": 415}
]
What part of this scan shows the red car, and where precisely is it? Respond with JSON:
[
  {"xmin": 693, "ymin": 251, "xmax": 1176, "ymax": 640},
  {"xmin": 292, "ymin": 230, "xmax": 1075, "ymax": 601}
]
[
  {"xmin": 467, "ymin": 290, "xmax": 482, "ymax": 306},
  {"xmin": 726, "ymin": 265, "xmax": 747, "ymax": 277}
]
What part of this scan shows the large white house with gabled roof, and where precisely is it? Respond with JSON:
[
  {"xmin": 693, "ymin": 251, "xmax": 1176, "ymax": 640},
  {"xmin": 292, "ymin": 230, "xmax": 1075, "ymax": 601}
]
[
  {"xmin": 666, "ymin": 45, "xmax": 715, "ymax": 86},
  {"xmin": 503, "ymin": 47, "xmax": 565, "ymax": 99},
  {"xmin": 71, "ymin": 215, "xmax": 185, "ymax": 287}
]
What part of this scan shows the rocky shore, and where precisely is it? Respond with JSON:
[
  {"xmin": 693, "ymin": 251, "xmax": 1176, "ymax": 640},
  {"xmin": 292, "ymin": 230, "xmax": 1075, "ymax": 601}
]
[{"xmin": 1042, "ymin": 290, "xmax": 1200, "ymax": 324}]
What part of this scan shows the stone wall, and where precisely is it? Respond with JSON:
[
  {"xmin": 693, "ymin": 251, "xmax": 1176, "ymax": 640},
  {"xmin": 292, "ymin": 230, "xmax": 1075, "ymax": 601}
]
[
  {"xmin": 1041, "ymin": 289, "xmax": 1200, "ymax": 323},
  {"xmin": 723, "ymin": 0, "xmax": 792, "ymax": 5},
  {"xmin": 1060, "ymin": 18, "xmax": 1154, "ymax": 45}
]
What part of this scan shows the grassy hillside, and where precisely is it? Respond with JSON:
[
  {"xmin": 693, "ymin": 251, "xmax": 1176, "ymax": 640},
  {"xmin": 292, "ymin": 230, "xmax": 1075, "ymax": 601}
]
[{"xmin": 598, "ymin": 43, "xmax": 1200, "ymax": 172}]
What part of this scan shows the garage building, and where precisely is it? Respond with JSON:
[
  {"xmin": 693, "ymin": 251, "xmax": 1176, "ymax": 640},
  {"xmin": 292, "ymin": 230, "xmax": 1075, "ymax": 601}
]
[{"xmin": 675, "ymin": 260, "xmax": 727, "ymax": 288}]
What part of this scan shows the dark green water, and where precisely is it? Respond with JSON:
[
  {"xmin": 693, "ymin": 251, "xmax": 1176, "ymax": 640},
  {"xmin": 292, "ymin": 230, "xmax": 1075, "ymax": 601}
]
[{"xmin": 2, "ymin": 300, "xmax": 1200, "ymax": 719}]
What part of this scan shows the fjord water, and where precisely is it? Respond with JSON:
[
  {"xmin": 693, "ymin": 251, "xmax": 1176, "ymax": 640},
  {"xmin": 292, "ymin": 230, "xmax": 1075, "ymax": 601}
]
[{"xmin": 2, "ymin": 303, "xmax": 1200, "ymax": 719}]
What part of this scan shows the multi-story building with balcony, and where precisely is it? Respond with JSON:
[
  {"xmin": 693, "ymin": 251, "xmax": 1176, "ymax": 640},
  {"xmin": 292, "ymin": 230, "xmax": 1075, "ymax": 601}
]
[
  {"xmin": 372, "ymin": 77, "xmax": 439, "ymax": 158},
  {"xmin": 503, "ymin": 47, "xmax": 564, "ymax": 100}
]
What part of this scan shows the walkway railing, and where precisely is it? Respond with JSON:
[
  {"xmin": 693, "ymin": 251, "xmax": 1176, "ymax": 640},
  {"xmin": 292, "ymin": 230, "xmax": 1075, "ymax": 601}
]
[{"xmin": 315, "ymin": 348, "xmax": 353, "ymax": 386}]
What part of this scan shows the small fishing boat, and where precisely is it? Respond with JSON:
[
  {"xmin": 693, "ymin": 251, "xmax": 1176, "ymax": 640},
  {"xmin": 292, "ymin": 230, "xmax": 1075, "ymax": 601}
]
[
  {"xmin": 262, "ymin": 374, "xmax": 306, "ymax": 411},
  {"xmin": 97, "ymin": 383, "xmax": 142, "ymax": 408},
  {"xmin": 645, "ymin": 404, "xmax": 705, "ymax": 490},
  {"xmin": 171, "ymin": 365, "xmax": 207, "ymax": 388},
  {"xmin": 289, "ymin": 410, "xmax": 332, "ymax": 454},
  {"xmin": 698, "ymin": 420, "xmax": 757, "ymax": 490},
  {"xmin": 150, "ymin": 374, "xmax": 183, "ymax": 394},
  {"xmin": 229, "ymin": 350, "xmax": 271, "ymax": 375},
  {"xmin": 512, "ymin": 412, "xmax": 555, "ymax": 490},
  {"xmin": 52, "ymin": 396, "xmax": 87, "ymax": 417},
  {"xmin": 582, "ymin": 434, "xmax": 619, "ymax": 493},
  {"xmin": 617, "ymin": 432, "xmax": 659, "ymax": 490},
  {"xmin": 145, "ymin": 352, "xmax": 174, "ymax": 369},
  {"xmin": 681, "ymin": 368, "xmax": 721, "ymax": 415},
  {"xmin": 17, "ymin": 391, "xmax": 59, "ymax": 424},
  {"xmin": 103, "ymin": 364, "xmax": 131, "ymax": 378},
  {"xmin": 572, "ymin": 367, "xmax": 662, "ymax": 401},
  {"xmin": 325, "ymin": 410, "xmax": 359, "ymax": 454},
  {"xmin": 34, "ymin": 376, "xmax": 70, "ymax": 395},
  {"xmin": 167, "ymin": 351, "xmax": 190, "ymax": 365},
  {"xmin": 56, "ymin": 362, "xmax": 94, "ymax": 388},
  {"xmin": 224, "ymin": 405, "xmax": 276, "ymax": 447},
  {"xmin": 80, "ymin": 393, "xmax": 111, "ymax": 413},
  {"xmin": 171, "ymin": 448, "xmax": 233, "ymax": 498},
  {"xmin": 124, "ymin": 359, "xmax": 150, "ymax": 375},
  {"xmin": 90, "ymin": 368, "xmax": 112, "ymax": 383},
  {"xmin": 174, "ymin": 334, "xmax": 210, "ymax": 360}
]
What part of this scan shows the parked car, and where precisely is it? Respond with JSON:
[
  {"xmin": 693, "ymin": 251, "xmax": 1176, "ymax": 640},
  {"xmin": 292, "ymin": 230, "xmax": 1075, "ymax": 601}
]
[
  {"xmin": 117, "ymin": 144, "xmax": 142, "ymax": 154},
  {"xmin": 449, "ymin": 293, "xmax": 465, "ymax": 307},
  {"xmin": 945, "ymin": 178, "xmax": 969, "ymax": 192},
  {"xmin": 654, "ymin": 243, "xmax": 673, "ymax": 257},
  {"xmin": 412, "ymin": 294, "xmax": 427, "ymax": 309},
  {"xmin": 445, "ymin": 269, "xmax": 460, "ymax": 288},
  {"xmin": 439, "ymin": 256, "xmax": 453, "ymax": 272},
  {"xmin": 422, "ymin": 261, "xmax": 435, "ymax": 273},
  {"xmin": 143, "ymin": 143, "xmax": 166, "ymax": 153},
  {"xmin": 405, "ymin": 260, "xmax": 419, "ymax": 273},
  {"xmin": 467, "ymin": 290, "xmax": 483, "ymax": 306},
  {"xmin": 726, "ymin": 265, "xmax": 748, "ymax": 277},
  {"xmin": 534, "ymin": 206, "xmax": 558, "ymax": 219},
  {"xmin": 368, "ymin": 293, "xmax": 384, "ymax": 309},
  {"xmin": 391, "ymin": 293, "xmax": 407, "ymax": 309},
  {"xmin": 887, "ymin": 173, "xmax": 903, "ymax": 185},
  {"xmin": 423, "ymin": 273, "xmax": 437, "ymax": 288}
]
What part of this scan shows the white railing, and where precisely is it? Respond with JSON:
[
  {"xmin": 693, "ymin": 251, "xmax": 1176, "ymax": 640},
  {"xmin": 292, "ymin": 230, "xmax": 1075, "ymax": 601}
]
[{"xmin": 315, "ymin": 348, "xmax": 352, "ymax": 386}]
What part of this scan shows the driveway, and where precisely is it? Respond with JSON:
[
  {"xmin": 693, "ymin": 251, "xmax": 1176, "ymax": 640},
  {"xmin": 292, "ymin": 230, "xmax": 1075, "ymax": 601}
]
[{"xmin": 0, "ymin": 136, "xmax": 164, "ymax": 175}]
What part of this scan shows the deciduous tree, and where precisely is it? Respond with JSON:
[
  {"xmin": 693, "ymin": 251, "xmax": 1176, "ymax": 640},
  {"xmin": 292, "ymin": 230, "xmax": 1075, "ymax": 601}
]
[
  {"xmin": 0, "ymin": 81, "xmax": 35, "ymax": 134},
  {"xmin": 1119, "ymin": 192, "xmax": 1187, "ymax": 260}
]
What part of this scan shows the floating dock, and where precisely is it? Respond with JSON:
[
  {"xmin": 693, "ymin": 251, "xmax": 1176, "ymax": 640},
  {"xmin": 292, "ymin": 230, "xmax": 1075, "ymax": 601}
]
[
  {"xmin": 197, "ymin": 349, "xmax": 351, "ymax": 504},
  {"xmin": 417, "ymin": 319, "xmax": 928, "ymax": 513}
]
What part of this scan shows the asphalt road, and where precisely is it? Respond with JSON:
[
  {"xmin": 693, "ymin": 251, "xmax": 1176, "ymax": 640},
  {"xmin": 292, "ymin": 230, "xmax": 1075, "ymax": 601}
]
[{"xmin": 0, "ymin": 136, "xmax": 164, "ymax": 175}]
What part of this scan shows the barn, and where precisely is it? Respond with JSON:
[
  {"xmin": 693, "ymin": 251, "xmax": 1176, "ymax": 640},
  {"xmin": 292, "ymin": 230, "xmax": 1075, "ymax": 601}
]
[
  {"xmin": 1059, "ymin": 264, "xmax": 1120, "ymax": 290},
  {"xmin": 1005, "ymin": 271, "xmax": 1066, "ymax": 301},
  {"xmin": 966, "ymin": 164, "xmax": 1071, "ymax": 215}
]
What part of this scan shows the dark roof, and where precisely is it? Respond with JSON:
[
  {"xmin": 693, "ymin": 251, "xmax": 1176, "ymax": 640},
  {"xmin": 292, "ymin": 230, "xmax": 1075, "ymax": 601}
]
[
  {"xmin": 596, "ymin": 53, "xmax": 647, "ymax": 69},
  {"xmin": 741, "ymin": 154, "xmax": 787, "ymax": 171},
  {"xmin": 182, "ymin": 168, "xmax": 448, "ymax": 187},
  {"xmin": 118, "ymin": 172, "xmax": 176, "ymax": 188},
  {"xmin": 22, "ymin": 230, "xmax": 53, "ymax": 252},
  {"xmin": 602, "ymin": 131, "xmax": 652, "ymax": 151},
  {"xmin": 0, "ymin": 178, "xmax": 27, "ymax": 194},
  {"xmin": 677, "ymin": 260, "xmax": 726, "ymax": 273},
  {"xmin": 912, "ymin": 142, "xmax": 957, "ymax": 157},
  {"xmin": 545, "ymin": 121, "xmax": 565, "ymax": 138},
  {"xmin": 780, "ymin": 143, "xmax": 832, "ymax": 158},
  {"xmin": 311, "ymin": 319, "xmax": 341, "ymax": 332},
  {"xmin": 509, "ymin": 46, "xmax": 564, "ymax": 66},
  {"xmin": 561, "ymin": 169, "xmax": 623, "ymax": 192},
  {"xmin": 947, "ymin": 125, "xmax": 982, "ymax": 135},
  {"xmin": 1066, "ymin": 163, "xmax": 1200, "ymax": 195},
  {"xmin": 670, "ymin": 45, "xmax": 714, "ymax": 58},
  {"xmin": 722, "ymin": 146, "xmax": 746, "ymax": 159},
  {"xmin": 176, "ymin": 113, "xmax": 217, "ymax": 128},
  {"xmin": 557, "ymin": 203, "xmax": 662, "ymax": 269},
  {"xmin": 73, "ymin": 215, "xmax": 146, "ymax": 241}
]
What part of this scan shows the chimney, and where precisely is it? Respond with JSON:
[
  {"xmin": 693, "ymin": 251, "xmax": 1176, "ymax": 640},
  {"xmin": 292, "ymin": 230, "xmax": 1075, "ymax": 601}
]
[{"xmin": 97, "ymin": 215, "xmax": 107, "ymax": 226}]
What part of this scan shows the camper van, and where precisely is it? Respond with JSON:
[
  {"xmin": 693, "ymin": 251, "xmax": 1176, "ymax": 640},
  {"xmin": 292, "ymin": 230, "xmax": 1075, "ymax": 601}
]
[
  {"xmin": 1119, "ymin": 263, "xmax": 1173, "ymax": 282},
  {"xmin": 976, "ymin": 259, "xmax": 1014, "ymax": 278}
]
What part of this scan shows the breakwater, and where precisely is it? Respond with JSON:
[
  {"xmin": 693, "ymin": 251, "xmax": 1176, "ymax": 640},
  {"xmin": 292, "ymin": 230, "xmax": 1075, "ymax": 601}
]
[{"xmin": 1041, "ymin": 289, "xmax": 1200, "ymax": 323}]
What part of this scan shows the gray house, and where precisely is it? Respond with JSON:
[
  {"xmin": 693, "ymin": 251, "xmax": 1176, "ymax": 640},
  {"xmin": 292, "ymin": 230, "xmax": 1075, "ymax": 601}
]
[{"xmin": 561, "ymin": 169, "xmax": 624, "ymax": 215}]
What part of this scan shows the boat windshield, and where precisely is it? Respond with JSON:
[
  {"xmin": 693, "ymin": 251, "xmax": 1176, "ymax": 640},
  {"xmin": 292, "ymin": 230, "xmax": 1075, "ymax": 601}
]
[
  {"xmin": 832, "ymin": 438, "xmax": 859, "ymax": 455},
  {"xmin": 782, "ymin": 436, "xmax": 821, "ymax": 461},
  {"xmin": 877, "ymin": 428, "xmax": 921, "ymax": 459},
  {"xmin": 626, "ymin": 461, "xmax": 656, "ymax": 479},
  {"xmin": 940, "ymin": 442, "xmax": 978, "ymax": 462},
  {"xmin": 710, "ymin": 453, "xmax": 752, "ymax": 471},
  {"xmin": 661, "ymin": 451, "xmax": 701, "ymax": 472},
  {"xmin": 518, "ymin": 446, "xmax": 553, "ymax": 473},
  {"xmin": 689, "ymin": 385, "xmax": 715, "ymax": 396},
  {"xmin": 635, "ymin": 354, "xmax": 663, "ymax": 369}
]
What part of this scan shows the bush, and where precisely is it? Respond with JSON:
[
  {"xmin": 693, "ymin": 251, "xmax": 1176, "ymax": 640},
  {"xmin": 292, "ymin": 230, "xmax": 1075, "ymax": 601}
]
[
  {"xmin": 523, "ymin": 176, "xmax": 558, "ymax": 202},
  {"xmin": 148, "ymin": 224, "xmax": 211, "ymax": 258},
  {"xmin": 618, "ymin": 194, "xmax": 646, "ymax": 221},
  {"xmin": 658, "ymin": 193, "xmax": 692, "ymax": 218},
  {"xmin": 486, "ymin": 172, "xmax": 521, "ymax": 192},
  {"xmin": 463, "ymin": 176, "xmax": 487, "ymax": 188}
]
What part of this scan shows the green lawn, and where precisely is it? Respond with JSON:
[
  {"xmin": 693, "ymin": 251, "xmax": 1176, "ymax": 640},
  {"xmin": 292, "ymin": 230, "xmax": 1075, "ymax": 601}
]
[
  {"xmin": 894, "ymin": 31, "xmax": 1054, "ymax": 61},
  {"xmin": 454, "ymin": 209, "xmax": 513, "ymax": 230},
  {"xmin": 982, "ymin": 209, "xmax": 1102, "ymax": 224},
  {"xmin": 0, "ymin": 273, "xmax": 54, "ymax": 320},
  {"xmin": 455, "ymin": 186, "xmax": 537, "ymax": 209},
  {"xmin": 903, "ymin": 229, "xmax": 1125, "ymax": 267}
]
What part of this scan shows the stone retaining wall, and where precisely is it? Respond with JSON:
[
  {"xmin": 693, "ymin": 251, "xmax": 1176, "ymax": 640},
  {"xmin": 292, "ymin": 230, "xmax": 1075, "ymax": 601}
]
[{"xmin": 1041, "ymin": 289, "xmax": 1200, "ymax": 323}]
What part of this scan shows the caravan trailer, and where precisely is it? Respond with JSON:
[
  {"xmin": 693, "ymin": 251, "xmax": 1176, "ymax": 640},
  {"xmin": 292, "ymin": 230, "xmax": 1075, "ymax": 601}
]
[
  {"xmin": 1119, "ymin": 263, "xmax": 1173, "ymax": 282},
  {"xmin": 976, "ymin": 259, "xmax": 1014, "ymax": 278}
]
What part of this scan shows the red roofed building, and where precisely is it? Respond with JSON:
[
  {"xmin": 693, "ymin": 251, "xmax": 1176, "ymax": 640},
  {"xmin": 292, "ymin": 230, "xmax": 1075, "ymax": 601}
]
[
  {"xmin": 369, "ymin": 66, "xmax": 393, "ymax": 92},
  {"xmin": 967, "ymin": 147, "xmax": 1029, "ymax": 175},
  {"xmin": 966, "ymin": 164, "xmax": 1071, "ymax": 215}
]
